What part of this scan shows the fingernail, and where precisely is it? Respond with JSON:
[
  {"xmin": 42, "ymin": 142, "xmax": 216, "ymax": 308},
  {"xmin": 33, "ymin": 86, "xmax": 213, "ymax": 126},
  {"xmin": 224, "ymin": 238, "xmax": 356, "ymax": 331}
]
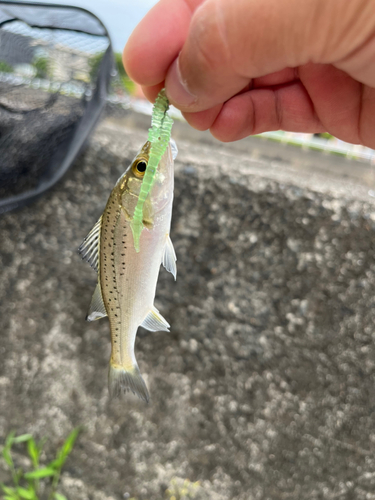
[{"xmin": 166, "ymin": 57, "xmax": 197, "ymax": 108}]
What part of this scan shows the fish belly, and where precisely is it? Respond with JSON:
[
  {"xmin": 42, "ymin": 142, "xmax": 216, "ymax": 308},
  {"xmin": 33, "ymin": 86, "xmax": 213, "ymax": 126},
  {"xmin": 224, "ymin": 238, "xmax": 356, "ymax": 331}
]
[{"xmin": 100, "ymin": 202, "xmax": 171, "ymax": 370}]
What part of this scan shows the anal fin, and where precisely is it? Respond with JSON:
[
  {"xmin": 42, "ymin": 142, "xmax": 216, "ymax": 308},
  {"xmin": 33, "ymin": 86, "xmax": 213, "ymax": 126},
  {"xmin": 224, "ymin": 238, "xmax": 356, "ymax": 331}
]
[
  {"xmin": 140, "ymin": 306, "xmax": 170, "ymax": 332},
  {"xmin": 86, "ymin": 282, "xmax": 107, "ymax": 321}
]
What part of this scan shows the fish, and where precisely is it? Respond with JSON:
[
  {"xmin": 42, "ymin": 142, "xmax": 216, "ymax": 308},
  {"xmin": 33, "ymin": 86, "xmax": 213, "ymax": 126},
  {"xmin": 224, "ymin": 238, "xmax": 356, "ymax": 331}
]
[{"xmin": 79, "ymin": 139, "xmax": 178, "ymax": 403}]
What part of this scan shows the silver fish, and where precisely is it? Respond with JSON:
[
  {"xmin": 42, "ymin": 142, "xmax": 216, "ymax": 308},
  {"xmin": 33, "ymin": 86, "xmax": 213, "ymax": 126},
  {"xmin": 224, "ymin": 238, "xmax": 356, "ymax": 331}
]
[{"xmin": 79, "ymin": 139, "xmax": 178, "ymax": 402}]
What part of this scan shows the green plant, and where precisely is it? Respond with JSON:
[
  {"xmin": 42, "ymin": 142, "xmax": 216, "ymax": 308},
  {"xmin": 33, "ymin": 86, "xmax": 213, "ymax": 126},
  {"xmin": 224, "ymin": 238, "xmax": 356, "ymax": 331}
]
[
  {"xmin": 88, "ymin": 52, "xmax": 104, "ymax": 80},
  {"xmin": 0, "ymin": 60, "xmax": 13, "ymax": 73},
  {"xmin": 89, "ymin": 51, "xmax": 136, "ymax": 94},
  {"xmin": 1, "ymin": 428, "xmax": 80, "ymax": 500},
  {"xmin": 113, "ymin": 52, "xmax": 126, "ymax": 80},
  {"xmin": 121, "ymin": 76, "xmax": 136, "ymax": 94},
  {"xmin": 113, "ymin": 52, "xmax": 136, "ymax": 94},
  {"xmin": 33, "ymin": 57, "xmax": 50, "ymax": 79},
  {"xmin": 89, "ymin": 51, "xmax": 128, "ymax": 80}
]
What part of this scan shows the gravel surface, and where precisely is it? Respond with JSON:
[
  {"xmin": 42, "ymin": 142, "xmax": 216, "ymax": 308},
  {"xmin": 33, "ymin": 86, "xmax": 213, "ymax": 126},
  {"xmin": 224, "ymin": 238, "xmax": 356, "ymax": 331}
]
[{"xmin": 1, "ymin": 117, "xmax": 375, "ymax": 500}]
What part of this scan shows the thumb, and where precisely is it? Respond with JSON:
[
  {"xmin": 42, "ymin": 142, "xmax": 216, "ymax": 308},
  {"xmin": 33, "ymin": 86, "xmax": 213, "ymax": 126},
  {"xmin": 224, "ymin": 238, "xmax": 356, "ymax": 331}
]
[{"xmin": 165, "ymin": 0, "xmax": 375, "ymax": 112}]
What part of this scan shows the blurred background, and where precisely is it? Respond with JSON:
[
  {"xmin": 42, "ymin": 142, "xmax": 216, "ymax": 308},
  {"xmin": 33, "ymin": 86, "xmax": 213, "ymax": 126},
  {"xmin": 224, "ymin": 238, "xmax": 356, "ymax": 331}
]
[
  {"xmin": 1, "ymin": 2, "xmax": 375, "ymax": 500},
  {"xmin": 40, "ymin": 0, "xmax": 158, "ymax": 52}
]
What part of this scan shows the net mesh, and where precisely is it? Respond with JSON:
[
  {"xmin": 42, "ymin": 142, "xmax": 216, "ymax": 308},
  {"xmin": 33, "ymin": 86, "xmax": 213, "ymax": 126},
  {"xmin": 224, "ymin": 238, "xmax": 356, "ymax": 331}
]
[{"xmin": 0, "ymin": 2, "xmax": 112, "ymax": 213}]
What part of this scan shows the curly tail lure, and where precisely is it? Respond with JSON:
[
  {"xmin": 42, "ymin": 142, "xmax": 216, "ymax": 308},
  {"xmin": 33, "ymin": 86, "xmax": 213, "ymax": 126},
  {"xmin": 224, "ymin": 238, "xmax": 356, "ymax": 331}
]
[{"xmin": 130, "ymin": 88, "xmax": 174, "ymax": 252}]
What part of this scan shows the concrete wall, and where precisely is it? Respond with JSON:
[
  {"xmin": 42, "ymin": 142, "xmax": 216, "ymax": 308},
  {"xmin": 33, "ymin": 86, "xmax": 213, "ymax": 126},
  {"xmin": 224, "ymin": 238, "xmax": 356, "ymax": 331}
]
[{"xmin": 1, "ymin": 116, "xmax": 375, "ymax": 499}]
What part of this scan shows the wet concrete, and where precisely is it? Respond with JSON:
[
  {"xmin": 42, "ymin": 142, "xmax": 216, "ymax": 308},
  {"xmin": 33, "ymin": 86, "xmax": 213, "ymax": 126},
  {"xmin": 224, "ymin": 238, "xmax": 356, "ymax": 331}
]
[{"xmin": 1, "ymin": 116, "xmax": 375, "ymax": 500}]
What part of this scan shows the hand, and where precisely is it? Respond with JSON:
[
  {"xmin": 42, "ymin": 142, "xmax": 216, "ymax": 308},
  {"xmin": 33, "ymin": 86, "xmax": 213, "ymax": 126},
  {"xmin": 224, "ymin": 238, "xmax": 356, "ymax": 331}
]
[{"xmin": 123, "ymin": 0, "xmax": 375, "ymax": 148}]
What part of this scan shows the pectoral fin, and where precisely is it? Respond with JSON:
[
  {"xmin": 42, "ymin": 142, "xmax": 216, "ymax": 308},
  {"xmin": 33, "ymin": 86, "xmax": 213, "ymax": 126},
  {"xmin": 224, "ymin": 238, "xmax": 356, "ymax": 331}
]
[
  {"xmin": 162, "ymin": 235, "xmax": 177, "ymax": 280},
  {"xmin": 170, "ymin": 138, "xmax": 178, "ymax": 160},
  {"xmin": 86, "ymin": 282, "xmax": 107, "ymax": 321},
  {"xmin": 140, "ymin": 306, "xmax": 170, "ymax": 332}
]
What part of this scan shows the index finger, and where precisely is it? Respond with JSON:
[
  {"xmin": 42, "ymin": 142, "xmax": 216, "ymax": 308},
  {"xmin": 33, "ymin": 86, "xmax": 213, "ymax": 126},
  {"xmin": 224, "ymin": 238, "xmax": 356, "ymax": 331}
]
[{"xmin": 123, "ymin": 0, "xmax": 203, "ymax": 87}]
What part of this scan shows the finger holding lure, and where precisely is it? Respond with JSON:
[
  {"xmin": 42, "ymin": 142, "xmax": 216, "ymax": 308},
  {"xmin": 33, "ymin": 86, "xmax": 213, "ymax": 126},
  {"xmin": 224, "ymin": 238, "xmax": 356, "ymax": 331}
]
[{"xmin": 79, "ymin": 90, "xmax": 177, "ymax": 403}]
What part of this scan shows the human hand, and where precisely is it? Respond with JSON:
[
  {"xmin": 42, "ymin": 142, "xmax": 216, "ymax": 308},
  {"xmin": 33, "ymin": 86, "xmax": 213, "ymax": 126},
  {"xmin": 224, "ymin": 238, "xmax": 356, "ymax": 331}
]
[{"xmin": 123, "ymin": 0, "xmax": 375, "ymax": 148}]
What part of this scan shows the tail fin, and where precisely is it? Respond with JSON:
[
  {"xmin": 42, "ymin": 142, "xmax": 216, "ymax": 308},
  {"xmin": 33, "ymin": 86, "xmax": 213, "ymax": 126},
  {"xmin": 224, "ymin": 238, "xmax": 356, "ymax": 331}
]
[{"xmin": 108, "ymin": 363, "xmax": 150, "ymax": 403}]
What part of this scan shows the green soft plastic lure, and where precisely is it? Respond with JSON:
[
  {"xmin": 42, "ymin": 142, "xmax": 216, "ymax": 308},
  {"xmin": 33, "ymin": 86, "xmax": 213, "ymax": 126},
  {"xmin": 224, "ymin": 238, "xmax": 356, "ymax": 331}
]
[{"xmin": 130, "ymin": 88, "xmax": 174, "ymax": 252}]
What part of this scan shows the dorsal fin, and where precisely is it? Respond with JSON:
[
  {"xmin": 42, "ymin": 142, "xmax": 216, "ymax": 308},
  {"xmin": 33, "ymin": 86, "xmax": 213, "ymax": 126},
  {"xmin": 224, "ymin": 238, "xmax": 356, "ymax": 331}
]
[{"xmin": 78, "ymin": 216, "xmax": 102, "ymax": 272}]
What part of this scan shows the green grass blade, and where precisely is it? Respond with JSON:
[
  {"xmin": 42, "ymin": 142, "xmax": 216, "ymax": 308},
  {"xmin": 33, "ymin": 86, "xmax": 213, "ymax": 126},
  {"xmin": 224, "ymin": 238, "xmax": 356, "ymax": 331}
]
[
  {"xmin": 58, "ymin": 428, "xmax": 80, "ymax": 462},
  {"xmin": 48, "ymin": 458, "xmax": 63, "ymax": 470},
  {"xmin": 5, "ymin": 431, "xmax": 15, "ymax": 448},
  {"xmin": 54, "ymin": 493, "xmax": 67, "ymax": 500},
  {"xmin": 27, "ymin": 439, "xmax": 39, "ymax": 468},
  {"xmin": 2, "ymin": 447, "xmax": 13, "ymax": 467},
  {"xmin": 37, "ymin": 438, "xmax": 47, "ymax": 452},
  {"xmin": 13, "ymin": 434, "xmax": 33, "ymax": 444},
  {"xmin": 1, "ymin": 484, "xmax": 17, "ymax": 495},
  {"xmin": 14, "ymin": 470, "xmax": 23, "ymax": 485},
  {"xmin": 24, "ymin": 467, "xmax": 55, "ymax": 479},
  {"xmin": 16, "ymin": 487, "xmax": 37, "ymax": 500}
]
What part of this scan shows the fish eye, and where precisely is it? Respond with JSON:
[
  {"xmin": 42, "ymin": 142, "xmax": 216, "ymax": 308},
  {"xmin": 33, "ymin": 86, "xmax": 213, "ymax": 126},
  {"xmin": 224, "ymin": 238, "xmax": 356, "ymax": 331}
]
[
  {"xmin": 132, "ymin": 159, "xmax": 147, "ymax": 178},
  {"xmin": 136, "ymin": 161, "xmax": 147, "ymax": 173}
]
